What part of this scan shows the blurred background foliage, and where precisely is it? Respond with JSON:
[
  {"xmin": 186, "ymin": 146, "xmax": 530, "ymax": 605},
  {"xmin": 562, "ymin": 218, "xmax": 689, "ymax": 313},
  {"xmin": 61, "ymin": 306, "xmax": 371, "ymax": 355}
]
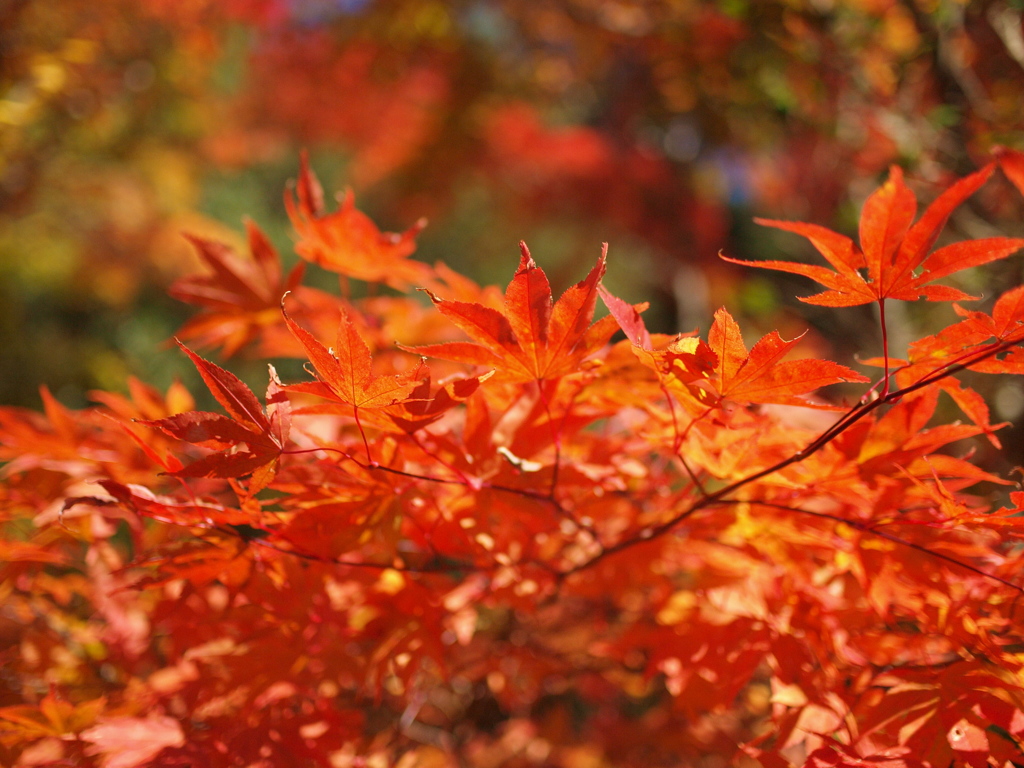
[{"xmin": 2, "ymin": 0, "xmax": 1024, "ymax": 467}]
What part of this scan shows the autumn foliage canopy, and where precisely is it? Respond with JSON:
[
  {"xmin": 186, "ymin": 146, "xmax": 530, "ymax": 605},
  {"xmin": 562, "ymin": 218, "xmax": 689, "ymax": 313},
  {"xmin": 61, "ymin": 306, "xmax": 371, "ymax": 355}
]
[{"xmin": 4, "ymin": 151, "xmax": 1024, "ymax": 767}]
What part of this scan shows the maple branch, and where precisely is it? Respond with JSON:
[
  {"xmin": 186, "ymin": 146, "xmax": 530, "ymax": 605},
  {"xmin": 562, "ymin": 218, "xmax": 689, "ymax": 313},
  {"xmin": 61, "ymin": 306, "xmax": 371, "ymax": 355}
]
[
  {"xmin": 886, "ymin": 332, "xmax": 1024, "ymax": 396},
  {"xmin": 904, "ymin": 327, "xmax": 1024, "ymax": 395},
  {"xmin": 765, "ymin": 330, "xmax": 1024, "ymax": 475},
  {"xmin": 857, "ymin": 373, "xmax": 890, "ymax": 406},
  {"xmin": 404, "ymin": 431, "xmax": 476, "ymax": 487},
  {"xmin": 282, "ymin": 446, "xmax": 350, "ymax": 457},
  {"xmin": 563, "ymin": 333, "xmax": 1024, "ymax": 577},
  {"xmin": 285, "ymin": 445, "xmax": 473, "ymax": 491},
  {"xmin": 363, "ymin": 462, "xmax": 468, "ymax": 487},
  {"xmin": 403, "ymin": 419, "xmax": 600, "ymax": 540},
  {"xmin": 712, "ymin": 499, "xmax": 1023, "ymax": 594},
  {"xmin": 287, "ymin": 442, "xmax": 590, "ymax": 531},
  {"xmin": 343, "ymin": 453, "xmax": 599, "ymax": 542},
  {"xmin": 364, "ymin": 458, "xmax": 534, "ymax": 500}
]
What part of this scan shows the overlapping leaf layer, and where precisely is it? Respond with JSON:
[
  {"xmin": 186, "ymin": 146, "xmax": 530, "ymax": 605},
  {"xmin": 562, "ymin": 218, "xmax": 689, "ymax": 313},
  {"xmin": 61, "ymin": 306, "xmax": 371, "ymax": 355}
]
[{"xmin": 2, "ymin": 160, "xmax": 1024, "ymax": 768}]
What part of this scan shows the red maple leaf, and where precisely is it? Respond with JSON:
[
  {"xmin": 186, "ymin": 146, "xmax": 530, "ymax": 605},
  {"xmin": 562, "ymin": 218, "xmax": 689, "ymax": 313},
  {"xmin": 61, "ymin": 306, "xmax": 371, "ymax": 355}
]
[
  {"xmin": 285, "ymin": 152, "xmax": 430, "ymax": 288},
  {"xmin": 994, "ymin": 145, "xmax": 1024, "ymax": 198},
  {"xmin": 408, "ymin": 242, "xmax": 618, "ymax": 382},
  {"xmin": 169, "ymin": 222, "xmax": 306, "ymax": 356},
  {"xmin": 140, "ymin": 342, "xmax": 290, "ymax": 494}
]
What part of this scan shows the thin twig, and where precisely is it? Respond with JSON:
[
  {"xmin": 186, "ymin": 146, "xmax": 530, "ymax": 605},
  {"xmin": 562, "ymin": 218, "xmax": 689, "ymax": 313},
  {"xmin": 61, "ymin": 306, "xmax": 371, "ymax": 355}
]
[{"xmin": 879, "ymin": 299, "xmax": 891, "ymax": 399}]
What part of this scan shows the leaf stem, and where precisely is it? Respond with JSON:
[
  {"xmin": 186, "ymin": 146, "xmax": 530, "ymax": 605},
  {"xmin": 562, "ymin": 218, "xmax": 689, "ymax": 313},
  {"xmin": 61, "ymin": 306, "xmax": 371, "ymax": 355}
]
[
  {"xmin": 537, "ymin": 379, "xmax": 562, "ymax": 498},
  {"xmin": 352, "ymin": 405, "xmax": 373, "ymax": 464},
  {"xmin": 879, "ymin": 298, "xmax": 891, "ymax": 399}
]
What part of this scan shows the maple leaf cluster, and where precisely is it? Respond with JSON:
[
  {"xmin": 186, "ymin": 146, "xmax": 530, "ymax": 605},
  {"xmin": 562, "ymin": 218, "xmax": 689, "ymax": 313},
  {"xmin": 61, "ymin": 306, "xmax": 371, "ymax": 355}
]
[{"xmin": 3, "ymin": 153, "xmax": 1024, "ymax": 768}]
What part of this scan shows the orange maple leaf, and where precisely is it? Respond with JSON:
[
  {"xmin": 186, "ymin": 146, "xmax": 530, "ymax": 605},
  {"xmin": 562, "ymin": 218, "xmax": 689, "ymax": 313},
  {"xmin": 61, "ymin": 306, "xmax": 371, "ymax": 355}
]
[
  {"xmin": 706, "ymin": 307, "xmax": 869, "ymax": 406},
  {"xmin": 282, "ymin": 302, "xmax": 425, "ymax": 410},
  {"xmin": 724, "ymin": 165, "xmax": 1024, "ymax": 306},
  {"xmin": 408, "ymin": 243, "xmax": 618, "ymax": 382},
  {"xmin": 600, "ymin": 287, "xmax": 867, "ymax": 407},
  {"xmin": 285, "ymin": 152, "xmax": 429, "ymax": 288}
]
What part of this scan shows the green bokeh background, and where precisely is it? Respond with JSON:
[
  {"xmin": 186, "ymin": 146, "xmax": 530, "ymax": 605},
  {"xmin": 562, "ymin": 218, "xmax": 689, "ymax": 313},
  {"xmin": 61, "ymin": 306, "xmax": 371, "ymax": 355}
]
[{"xmin": 2, "ymin": 0, "xmax": 1022, "ymax": 473}]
